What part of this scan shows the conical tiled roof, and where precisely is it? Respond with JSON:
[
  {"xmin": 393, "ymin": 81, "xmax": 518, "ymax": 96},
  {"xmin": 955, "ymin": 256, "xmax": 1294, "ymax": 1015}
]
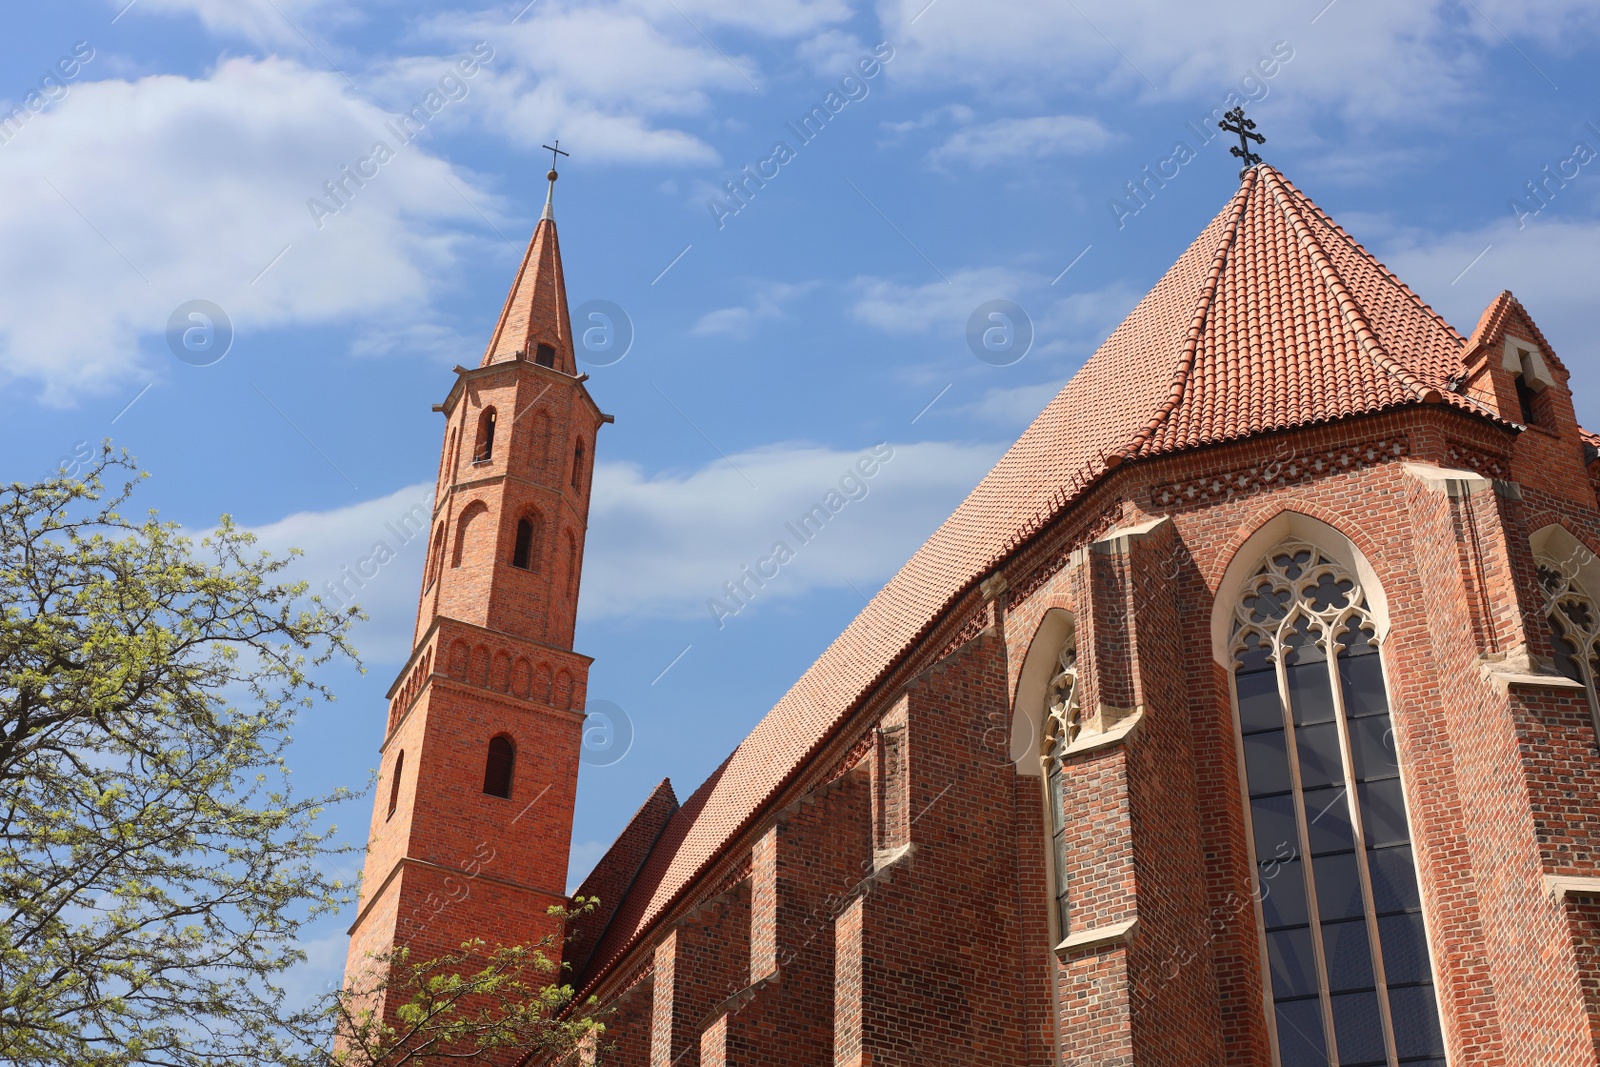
[
  {"xmin": 575, "ymin": 164, "xmax": 1501, "ymax": 989},
  {"xmin": 481, "ymin": 213, "xmax": 576, "ymax": 372}
]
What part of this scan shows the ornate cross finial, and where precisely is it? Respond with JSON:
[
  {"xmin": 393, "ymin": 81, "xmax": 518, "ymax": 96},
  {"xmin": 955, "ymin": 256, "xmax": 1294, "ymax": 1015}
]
[
  {"xmin": 1217, "ymin": 107, "xmax": 1265, "ymax": 176},
  {"xmin": 542, "ymin": 140, "xmax": 569, "ymax": 183},
  {"xmin": 539, "ymin": 141, "xmax": 569, "ymax": 221}
]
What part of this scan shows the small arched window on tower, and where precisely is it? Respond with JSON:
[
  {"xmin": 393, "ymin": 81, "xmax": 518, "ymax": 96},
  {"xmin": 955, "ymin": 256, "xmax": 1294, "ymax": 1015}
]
[
  {"xmin": 534, "ymin": 343, "xmax": 556, "ymax": 368},
  {"xmin": 571, "ymin": 439, "xmax": 586, "ymax": 491},
  {"xmin": 474, "ymin": 407, "xmax": 498, "ymax": 463},
  {"xmin": 1039, "ymin": 631, "xmax": 1080, "ymax": 941},
  {"xmin": 512, "ymin": 512, "xmax": 544, "ymax": 571},
  {"xmin": 1505, "ymin": 338, "xmax": 1555, "ymax": 428},
  {"xmin": 483, "ymin": 735, "xmax": 515, "ymax": 798},
  {"xmin": 387, "ymin": 750, "xmax": 405, "ymax": 819}
]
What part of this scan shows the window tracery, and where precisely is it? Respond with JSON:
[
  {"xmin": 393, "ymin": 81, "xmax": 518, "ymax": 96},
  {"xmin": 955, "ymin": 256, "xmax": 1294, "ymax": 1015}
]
[
  {"xmin": 1231, "ymin": 542, "xmax": 1444, "ymax": 1067},
  {"xmin": 1537, "ymin": 552, "xmax": 1600, "ymax": 719}
]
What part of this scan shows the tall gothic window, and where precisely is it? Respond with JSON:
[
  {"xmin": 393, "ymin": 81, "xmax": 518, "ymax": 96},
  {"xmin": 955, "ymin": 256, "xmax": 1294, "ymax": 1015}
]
[
  {"xmin": 1537, "ymin": 551, "xmax": 1600, "ymax": 724},
  {"xmin": 1039, "ymin": 633, "xmax": 1080, "ymax": 941},
  {"xmin": 512, "ymin": 514, "xmax": 542, "ymax": 571},
  {"xmin": 1232, "ymin": 543, "xmax": 1445, "ymax": 1067}
]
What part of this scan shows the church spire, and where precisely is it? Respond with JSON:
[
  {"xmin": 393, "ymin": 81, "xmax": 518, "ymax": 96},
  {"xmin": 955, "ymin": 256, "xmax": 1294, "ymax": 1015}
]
[{"xmin": 480, "ymin": 142, "xmax": 574, "ymax": 371}]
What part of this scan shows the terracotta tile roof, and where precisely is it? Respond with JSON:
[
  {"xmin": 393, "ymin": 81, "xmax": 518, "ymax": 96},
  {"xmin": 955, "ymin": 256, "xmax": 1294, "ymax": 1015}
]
[
  {"xmin": 575, "ymin": 165, "xmax": 1502, "ymax": 990},
  {"xmin": 481, "ymin": 217, "xmax": 576, "ymax": 372}
]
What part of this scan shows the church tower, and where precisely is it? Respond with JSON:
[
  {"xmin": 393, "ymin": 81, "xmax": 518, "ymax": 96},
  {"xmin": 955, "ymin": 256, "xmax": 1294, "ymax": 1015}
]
[{"xmin": 342, "ymin": 163, "xmax": 610, "ymax": 1018}]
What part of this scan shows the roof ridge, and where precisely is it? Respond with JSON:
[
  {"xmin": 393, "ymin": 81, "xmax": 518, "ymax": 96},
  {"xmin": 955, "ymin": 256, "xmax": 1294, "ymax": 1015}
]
[
  {"xmin": 1273, "ymin": 170, "xmax": 1468, "ymax": 349},
  {"xmin": 1124, "ymin": 169, "xmax": 1256, "ymax": 458},
  {"xmin": 1262, "ymin": 169, "xmax": 1442, "ymax": 404}
]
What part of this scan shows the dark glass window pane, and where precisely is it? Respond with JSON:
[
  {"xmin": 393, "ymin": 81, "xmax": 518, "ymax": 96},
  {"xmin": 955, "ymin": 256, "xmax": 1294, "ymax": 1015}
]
[
  {"xmin": 1321, "ymin": 917, "xmax": 1376, "ymax": 992},
  {"xmin": 1331, "ymin": 990, "xmax": 1386, "ymax": 1065},
  {"xmin": 1260, "ymin": 857, "xmax": 1309, "ymax": 929},
  {"xmin": 1052, "ymin": 831, "xmax": 1069, "ymax": 901},
  {"xmin": 1339, "ymin": 645, "xmax": 1390, "ymax": 716},
  {"xmin": 1056, "ymin": 895, "xmax": 1070, "ymax": 940},
  {"xmin": 1388, "ymin": 983, "xmax": 1446, "ymax": 1057},
  {"xmin": 1348, "ymin": 714, "xmax": 1400, "ymax": 781},
  {"xmin": 1358, "ymin": 778, "xmax": 1411, "ymax": 848},
  {"xmin": 1274, "ymin": 999, "xmax": 1329, "ymax": 1067},
  {"xmin": 1549, "ymin": 616, "xmax": 1585, "ymax": 684},
  {"xmin": 1304, "ymin": 786, "xmax": 1356, "ymax": 855},
  {"xmin": 1245, "ymin": 729, "xmax": 1293, "ymax": 796},
  {"xmin": 1377, "ymin": 912, "xmax": 1432, "ymax": 985},
  {"xmin": 1238, "ymin": 668, "xmax": 1284, "ymax": 733},
  {"xmin": 1268, "ymin": 928, "xmax": 1320, "ymax": 999},
  {"xmin": 1367, "ymin": 846, "xmax": 1421, "ymax": 914},
  {"xmin": 1296, "ymin": 721, "xmax": 1345, "ymax": 788},
  {"xmin": 1287, "ymin": 658, "xmax": 1338, "ymax": 725},
  {"xmin": 1252, "ymin": 794, "xmax": 1301, "ymax": 864},
  {"xmin": 1313, "ymin": 851, "xmax": 1366, "ymax": 921}
]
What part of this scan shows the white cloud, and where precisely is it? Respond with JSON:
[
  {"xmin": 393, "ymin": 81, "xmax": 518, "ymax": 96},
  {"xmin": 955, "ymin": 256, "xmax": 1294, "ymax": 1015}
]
[
  {"xmin": 579, "ymin": 439, "xmax": 1005, "ymax": 621},
  {"xmin": 929, "ymin": 115, "xmax": 1116, "ymax": 169},
  {"xmin": 690, "ymin": 280, "xmax": 816, "ymax": 337},
  {"xmin": 412, "ymin": 2, "xmax": 769, "ymax": 166},
  {"xmin": 851, "ymin": 266, "xmax": 1035, "ymax": 334},
  {"xmin": 0, "ymin": 57, "xmax": 497, "ymax": 403},
  {"xmin": 112, "ymin": 0, "xmax": 345, "ymax": 45},
  {"xmin": 876, "ymin": 0, "xmax": 1600, "ymax": 122},
  {"xmin": 244, "ymin": 482, "xmax": 436, "ymax": 666}
]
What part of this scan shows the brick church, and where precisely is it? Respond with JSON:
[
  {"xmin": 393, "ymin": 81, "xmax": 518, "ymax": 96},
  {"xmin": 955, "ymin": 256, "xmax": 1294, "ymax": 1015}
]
[{"xmin": 342, "ymin": 159, "xmax": 1600, "ymax": 1066}]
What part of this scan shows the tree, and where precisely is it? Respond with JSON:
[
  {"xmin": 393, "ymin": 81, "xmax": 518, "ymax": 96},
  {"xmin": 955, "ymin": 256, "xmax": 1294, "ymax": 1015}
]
[
  {"xmin": 332, "ymin": 907, "xmax": 607, "ymax": 1066},
  {"xmin": 0, "ymin": 449, "xmax": 360, "ymax": 1065}
]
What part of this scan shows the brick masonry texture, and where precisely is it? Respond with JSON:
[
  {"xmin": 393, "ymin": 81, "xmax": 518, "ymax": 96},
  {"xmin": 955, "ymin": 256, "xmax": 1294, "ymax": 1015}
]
[{"xmin": 343, "ymin": 171, "xmax": 1600, "ymax": 1066}]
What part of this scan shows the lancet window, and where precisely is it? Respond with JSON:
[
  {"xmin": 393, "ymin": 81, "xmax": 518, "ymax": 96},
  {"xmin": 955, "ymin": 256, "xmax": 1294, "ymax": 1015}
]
[
  {"xmin": 1231, "ymin": 543, "xmax": 1444, "ymax": 1067},
  {"xmin": 1039, "ymin": 632, "xmax": 1080, "ymax": 941}
]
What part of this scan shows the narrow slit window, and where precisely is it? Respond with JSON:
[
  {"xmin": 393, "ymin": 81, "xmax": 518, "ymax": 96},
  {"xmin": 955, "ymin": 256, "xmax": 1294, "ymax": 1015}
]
[
  {"xmin": 483, "ymin": 735, "xmax": 514, "ymax": 798},
  {"xmin": 571, "ymin": 440, "xmax": 585, "ymax": 490},
  {"xmin": 387, "ymin": 751, "xmax": 405, "ymax": 819}
]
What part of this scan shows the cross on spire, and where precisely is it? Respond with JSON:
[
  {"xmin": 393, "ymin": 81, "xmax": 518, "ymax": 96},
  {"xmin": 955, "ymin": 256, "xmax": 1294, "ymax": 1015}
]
[
  {"xmin": 1217, "ymin": 107, "xmax": 1265, "ymax": 176},
  {"xmin": 540, "ymin": 140, "xmax": 569, "ymax": 221}
]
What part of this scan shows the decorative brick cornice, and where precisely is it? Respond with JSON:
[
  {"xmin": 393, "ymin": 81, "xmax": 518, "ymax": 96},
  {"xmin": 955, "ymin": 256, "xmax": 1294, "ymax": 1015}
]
[{"xmin": 1150, "ymin": 435, "xmax": 1409, "ymax": 510}]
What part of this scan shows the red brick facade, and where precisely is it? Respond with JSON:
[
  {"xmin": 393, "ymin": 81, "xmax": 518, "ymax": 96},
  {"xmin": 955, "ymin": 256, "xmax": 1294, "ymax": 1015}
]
[{"xmin": 343, "ymin": 169, "xmax": 1600, "ymax": 1066}]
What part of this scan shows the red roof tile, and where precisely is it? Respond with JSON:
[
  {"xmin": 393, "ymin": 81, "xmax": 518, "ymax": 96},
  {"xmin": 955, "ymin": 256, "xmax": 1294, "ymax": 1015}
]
[{"xmin": 575, "ymin": 165, "xmax": 1502, "ymax": 989}]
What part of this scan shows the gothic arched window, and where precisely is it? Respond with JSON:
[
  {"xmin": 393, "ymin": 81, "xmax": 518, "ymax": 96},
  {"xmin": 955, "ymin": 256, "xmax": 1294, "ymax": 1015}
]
[
  {"xmin": 571, "ymin": 439, "xmax": 586, "ymax": 491},
  {"xmin": 1231, "ymin": 542, "xmax": 1444, "ymax": 1067},
  {"xmin": 512, "ymin": 513, "xmax": 543, "ymax": 571},
  {"xmin": 1537, "ymin": 550, "xmax": 1600, "ymax": 724},
  {"xmin": 1039, "ymin": 632, "xmax": 1080, "ymax": 941},
  {"xmin": 387, "ymin": 750, "xmax": 405, "ymax": 819},
  {"xmin": 474, "ymin": 407, "xmax": 497, "ymax": 463},
  {"xmin": 483, "ymin": 735, "xmax": 515, "ymax": 798}
]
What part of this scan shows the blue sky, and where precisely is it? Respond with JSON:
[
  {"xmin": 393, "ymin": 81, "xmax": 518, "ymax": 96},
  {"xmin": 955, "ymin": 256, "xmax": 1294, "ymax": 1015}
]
[{"xmin": 7, "ymin": 0, "xmax": 1600, "ymax": 1001}]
